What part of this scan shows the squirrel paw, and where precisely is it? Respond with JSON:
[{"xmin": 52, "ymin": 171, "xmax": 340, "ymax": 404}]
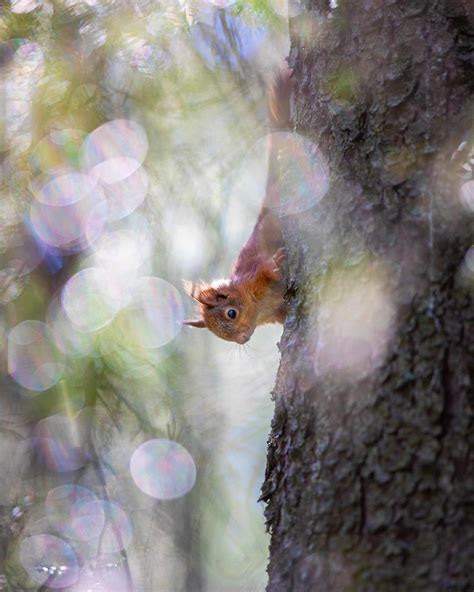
[{"xmin": 263, "ymin": 248, "xmax": 285, "ymax": 281}]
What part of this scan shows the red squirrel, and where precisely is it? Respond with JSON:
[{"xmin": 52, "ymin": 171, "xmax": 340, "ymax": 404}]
[{"xmin": 183, "ymin": 68, "xmax": 292, "ymax": 344}]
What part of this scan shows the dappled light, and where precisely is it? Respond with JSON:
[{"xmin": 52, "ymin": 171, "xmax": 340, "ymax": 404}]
[
  {"xmin": 311, "ymin": 261, "xmax": 396, "ymax": 383},
  {"xmin": 234, "ymin": 131, "xmax": 330, "ymax": 216},
  {"xmin": 1, "ymin": 0, "xmax": 473, "ymax": 590},
  {"xmin": 0, "ymin": 0, "xmax": 289, "ymax": 589},
  {"xmin": 8, "ymin": 320, "xmax": 65, "ymax": 392},
  {"xmin": 130, "ymin": 439, "xmax": 196, "ymax": 500},
  {"xmin": 19, "ymin": 534, "xmax": 80, "ymax": 589}
]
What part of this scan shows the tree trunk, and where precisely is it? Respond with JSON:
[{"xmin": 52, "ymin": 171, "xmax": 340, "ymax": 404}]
[{"xmin": 262, "ymin": 1, "xmax": 474, "ymax": 590}]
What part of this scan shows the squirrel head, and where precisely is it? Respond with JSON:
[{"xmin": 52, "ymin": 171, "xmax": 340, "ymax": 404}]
[{"xmin": 183, "ymin": 280, "xmax": 258, "ymax": 344}]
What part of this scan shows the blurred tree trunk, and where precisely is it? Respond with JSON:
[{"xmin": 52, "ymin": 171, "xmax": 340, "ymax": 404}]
[{"xmin": 262, "ymin": 1, "xmax": 474, "ymax": 590}]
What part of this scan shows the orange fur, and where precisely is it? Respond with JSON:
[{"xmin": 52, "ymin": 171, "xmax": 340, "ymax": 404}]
[
  {"xmin": 183, "ymin": 247, "xmax": 286, "ymax": 343},
  {"xmin": 183, "ymin": 67, "xmax": 292, "ymax": 343}
]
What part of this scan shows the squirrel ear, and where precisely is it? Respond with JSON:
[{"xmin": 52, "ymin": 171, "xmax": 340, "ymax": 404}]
[
  {"xmin": 182, "ymin": 319, "xmax": 206, "ymax": 328},
  {"xmin": 197, "ymin": 286, "xmax": 222, "ymax": 306},
  {"xmin": 183, "ymin": 281, "xmax": 217, "ymax": 306},
  {"xmin": 199, "ymin": 285, "xmax": 232, "ymax": 306},
  {"xmin": 183, "ymin": 280, "xmax": 229, "ymax": 307}
]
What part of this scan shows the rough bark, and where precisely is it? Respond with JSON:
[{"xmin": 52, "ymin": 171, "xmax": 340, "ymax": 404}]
[{"xmin": 262, "ymin": 1, "xmax": 474, "ymax": 590}]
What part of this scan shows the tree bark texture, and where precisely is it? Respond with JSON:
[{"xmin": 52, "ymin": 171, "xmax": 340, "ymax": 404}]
[{"xmin": 262, "ymin": 1, "xmax": 474, "ymax": 590}]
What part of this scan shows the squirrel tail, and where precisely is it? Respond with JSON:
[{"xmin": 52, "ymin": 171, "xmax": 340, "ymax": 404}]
[
  {"xmin": 232, "ymin": 67, "xmax": 293, "ymax": 269},
  {"xmin": 262, "ymin": 65, "xmax": 293, "ymax": 214},
  {"xmin": 267, "ymin": 65, "xmax": 293, "ymax": 131}
]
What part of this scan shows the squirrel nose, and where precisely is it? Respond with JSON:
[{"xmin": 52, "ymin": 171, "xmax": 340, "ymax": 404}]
[{"xmin": 239, "ymin": 334, "xmax": 250, "ymax": 344}]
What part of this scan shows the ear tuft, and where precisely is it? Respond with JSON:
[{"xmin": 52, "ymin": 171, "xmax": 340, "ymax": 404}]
[
  {"xmin": 183, "ymin": 280, "xmax": 216, "ymax": 306},
  {"xmin": 182, "ymin": 319, "xmax": 206, "ymax": 329},
  {"xmin": 183, "ymin": 280, "xmax": 231, "ymax": 307},
  {"xmin": 198, "ymin": 286, "xmax": 219, "ymax": 306},
  {"xmin": 183, "ymin": 280, "xmax": 198, "ymax": 299}
]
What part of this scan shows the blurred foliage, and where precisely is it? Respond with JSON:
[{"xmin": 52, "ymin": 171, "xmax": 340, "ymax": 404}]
[
  {"xmin": 0, "ymin": 0, "xmax": 288, "ymax": 590},
  {"xmin": 3, "ymin": 0, "xmax": 471, "ymax": 589}
]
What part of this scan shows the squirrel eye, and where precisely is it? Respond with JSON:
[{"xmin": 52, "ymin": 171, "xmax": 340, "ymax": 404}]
[{"xmin": 226, "ymin": 308, "xmax": 237, "ymax": 320}]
